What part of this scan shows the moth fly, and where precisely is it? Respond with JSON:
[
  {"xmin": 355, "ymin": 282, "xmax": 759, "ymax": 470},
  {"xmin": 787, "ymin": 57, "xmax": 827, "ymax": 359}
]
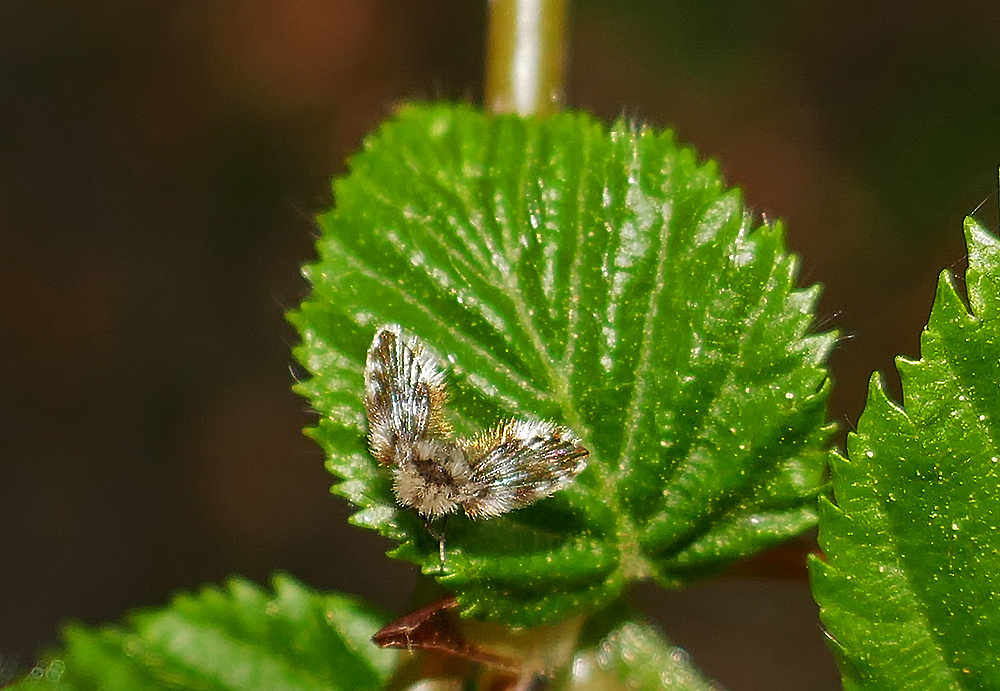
[{"xmin": 364, "ymin": 325, "xmax": 589, "ymax": 561}]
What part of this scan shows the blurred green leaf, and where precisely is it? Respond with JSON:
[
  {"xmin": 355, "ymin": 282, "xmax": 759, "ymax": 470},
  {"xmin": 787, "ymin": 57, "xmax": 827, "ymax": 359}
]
[
  {"xmin": 810, "ymin": 218, "xmax": 1000, "ymax": 689},
  {"xmin": 9, "ymin": 574, "xmax": 395, "ymax": 691},
  {"xmin": 291, "ymin": 102, "xmax": 834, "ymax": 625},
  {"xmin": 561, "ymin": 619, "xmax": 716, "ymax": 690}
]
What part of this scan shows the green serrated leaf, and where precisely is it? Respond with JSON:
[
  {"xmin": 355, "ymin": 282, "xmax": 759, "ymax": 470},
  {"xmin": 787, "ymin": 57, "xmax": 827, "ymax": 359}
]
[
  {"xmin": 8, "ymin": 575, "xmax": 396, "ymax": 691},
  {"xmin": 810, "ymin": 218, "xmax": 1000, "ymax": 689},
  {"xmin": 291, "ymin": 102, "xmax": 834, "ymax": 625}
]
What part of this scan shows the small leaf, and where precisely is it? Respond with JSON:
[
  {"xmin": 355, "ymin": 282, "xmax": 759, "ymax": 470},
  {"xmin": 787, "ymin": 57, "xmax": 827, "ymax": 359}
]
[
  {"xmin": 810, "ymin": 218, "xmax": 1000, "ymax": 689},
  {"xmin": 291, "ymin": 103, "xmax": 834, "ymax": 625},
  {"xmin": 562, "ymin": 620, "xmax": 717, "ymax": 690},
  {"xmin": 8, "ymin": 574, "xmax": 396, "ymax": 691}
]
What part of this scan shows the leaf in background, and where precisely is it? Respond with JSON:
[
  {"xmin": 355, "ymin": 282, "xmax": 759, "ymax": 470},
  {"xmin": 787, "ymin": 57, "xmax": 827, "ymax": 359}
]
[
  {"xmin": 809, "ymin": 218, "xmax": 1000, "ymax": 689},
  {"xmin": 8, "ymin": 575, "xmax": 395, "ymax": 691},
  {"xmin": 562, "ymin": 619, "xmax": 718, "ymax": 691},
  {"xmin": 291, "ymin": 103, "xmax": 835, "ymax": 625}
]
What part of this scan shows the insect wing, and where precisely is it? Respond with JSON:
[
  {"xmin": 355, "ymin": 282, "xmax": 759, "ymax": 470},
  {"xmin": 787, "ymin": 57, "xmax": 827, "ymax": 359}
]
[
  {"xmin": 364, "ymin": 325, "xmax": 450, "ymax": 464},
  {"xmin": 459, "ymin": 419, "xmax": 589, "ymax": 518}
]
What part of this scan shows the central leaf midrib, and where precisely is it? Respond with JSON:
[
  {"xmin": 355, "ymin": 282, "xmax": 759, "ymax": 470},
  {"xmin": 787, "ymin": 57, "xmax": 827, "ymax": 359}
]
[
  {"xmin": 604, "ymin": 136, "xmax": 670, "ymax": 580},
  {"xmin": 483, "ymin": 119, "xmax": 625, "ymax": 580}
]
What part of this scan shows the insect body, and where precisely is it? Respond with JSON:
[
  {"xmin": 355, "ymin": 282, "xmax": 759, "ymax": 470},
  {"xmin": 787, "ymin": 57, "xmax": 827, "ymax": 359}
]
[{"xmin": 364, "ymin": 325, "xmax": 590, "ymax": 527}]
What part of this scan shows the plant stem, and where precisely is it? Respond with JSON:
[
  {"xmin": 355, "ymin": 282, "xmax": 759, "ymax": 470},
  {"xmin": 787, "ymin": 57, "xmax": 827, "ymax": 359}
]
[{"xmin": 485, "ymin": 0, "xmax": 567, "ymax": 116}]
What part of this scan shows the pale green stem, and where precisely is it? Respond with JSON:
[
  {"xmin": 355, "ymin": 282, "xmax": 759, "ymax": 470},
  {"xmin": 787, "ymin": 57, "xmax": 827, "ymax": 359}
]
[{"xmin": 485, "ymin": 0, "xmax": 567, "ymax": 116}]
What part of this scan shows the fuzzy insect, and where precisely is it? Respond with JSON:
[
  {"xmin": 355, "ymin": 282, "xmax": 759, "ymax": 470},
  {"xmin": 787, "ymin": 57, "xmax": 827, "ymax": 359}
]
[{"xmin": 364, "ymin": 325, "xmax": 589, "ymax": 559}]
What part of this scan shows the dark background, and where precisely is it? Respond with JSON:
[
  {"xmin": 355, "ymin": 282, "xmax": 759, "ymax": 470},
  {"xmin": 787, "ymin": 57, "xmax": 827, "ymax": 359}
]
[{"xmin": 3, "ymin": 1, "xmax": 1000, "ymax": 689}]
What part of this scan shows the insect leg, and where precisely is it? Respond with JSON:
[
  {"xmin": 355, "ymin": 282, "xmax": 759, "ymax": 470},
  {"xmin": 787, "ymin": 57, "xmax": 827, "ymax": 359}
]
[{"xmin": 423, "ymin": 515, "xmax": 449, "ymax": 568}]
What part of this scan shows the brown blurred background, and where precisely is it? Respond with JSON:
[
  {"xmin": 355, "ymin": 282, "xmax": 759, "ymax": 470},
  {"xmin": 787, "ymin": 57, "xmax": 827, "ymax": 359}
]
[{"xmin": 3, "ymin": 1, "xmax": 999, "ymax": 689}]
